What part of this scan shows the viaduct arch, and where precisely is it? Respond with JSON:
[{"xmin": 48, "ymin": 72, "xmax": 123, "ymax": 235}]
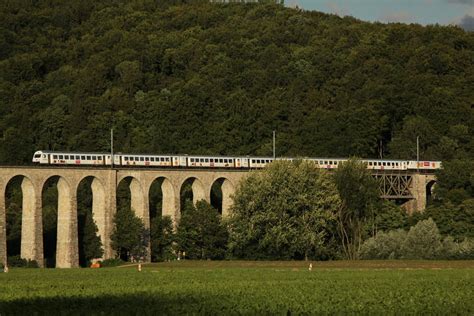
[{"xmin": 0, "ymin": 166, "xmax": 434, "ymax": 268}]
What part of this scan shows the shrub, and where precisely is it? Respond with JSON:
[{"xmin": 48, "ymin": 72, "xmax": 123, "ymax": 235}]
[
  {"xmin": 401, "ymin": 218, "xmax": 442, "ymax": 259},
  {"xmin": 100, "ymin": 258, "xmax": 125, "ymax": 267},
  {"xmin": 440, "ymin": 237, "xmax": 474, "ymax": 260},
  {"xmin": 360, "ymin": 218, "xmax": 474, "ymax": 260},
  {"xmin": 7, "ymin": 255, "xmax": 39, "ymax": 268},
  {"xmin": 360, "ymin": 229, "xmax": 407, "ymax": 259}
]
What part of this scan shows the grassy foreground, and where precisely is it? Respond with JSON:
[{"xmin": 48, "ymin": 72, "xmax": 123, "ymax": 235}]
[{"xmin": 0, "ymin": 261, "xmax": 473, "ymax": 314}]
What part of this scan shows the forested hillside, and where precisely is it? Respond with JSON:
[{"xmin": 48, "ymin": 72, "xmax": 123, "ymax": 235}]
[{"xmin": 0, "ymin": 0, "xmax": 473, "ymax": 164}]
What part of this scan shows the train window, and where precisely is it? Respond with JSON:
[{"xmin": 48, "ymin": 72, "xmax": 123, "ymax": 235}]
[
  {"xmin": 140, "ymin": 157, "xmax": 144, "ymax": 161},
  {"xmin": 223, "ymin": 159, "xmax": 227, "ymax": 163},
  {"xmin": 369, "ymin": 162, "xmax": 372, "ymax": 166},
  {"xmin": 92, "ymin": 156, "xmax": 96, "ymax": 160},
  {"xmin": 98, "ymin": 156, "xmax": 102, "ymax": 160},
  {"xmin": 324, "ymin": 161, "xmax": 328, "ymax": 165},
  {"xmin": 76, "ymin": 155, "xmax": 80, "ymax": 160},
  {"xmin": 191, "ymin": 158, "xmax": 194, "ymax": 162},
  {"xmin": 329, "ymin": 161, "xmax": 333, "ymax": 165},
  {"xmin": 86, "ymin": 156, "xmax": 91, "ymax": 160},
  {"xmin": 145, "ymin": 157, "xmax": 149, "ymax": 161},
  {"xmin": 257, "ymin": 160, "xmax": 261, "ymax": 164},
  {"xmin": 53, "ymin": 155, "xmax": 57, "ymax": 159},
  {"xmin": 124, "ymin": 157, "xmax": 128, "ymax": 161},
  {"xmin": 382, "ymin": 162, "xmax": 386, "ymax": 166},
  {"xmin": 63, "ymin": 155, "xmax": 68, "ymax": 159},
  {"xmin": 252, "ymin": 160, "xmax": 255, "ymax": 163},
  {"xmin": 59, "ymin": 155, "xmax": 64, "ymax": 159},
  {"xmin": 151, "ymin": 157, "xmax": 155, "ymax": 162},
  {"xmin": 205, "ymin": 158, "xmax": 209, "ymax": 163},
  {"xmin": 166, "ymin": 158, "xmax": 170, "ymax": 162},
  {"xmin": 335, "ymin": 161, "xmax": 338, "ymax": 165},
  {"xmin": 218, "ymin": 159, "xmax": 222, "ymax": 163},
  {"xmin": 210, "ymin": 159, "xmax": 214, "ymax": 163}
]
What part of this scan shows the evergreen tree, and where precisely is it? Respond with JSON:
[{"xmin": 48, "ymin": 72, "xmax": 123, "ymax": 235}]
[
  {"xmin": 79, "ymin": 211, "xmax": 103, "ymax": 266},
  {"xmin": 150, "ymin": 215, "xmax": 175, "ymax": 262},
  {"xmin": 175, "ymin": 201, "xmax": 228, "ymax": 260},
  {"xmin": 111, "ymin": 206, "xmax": 148, "ymax": 262}
]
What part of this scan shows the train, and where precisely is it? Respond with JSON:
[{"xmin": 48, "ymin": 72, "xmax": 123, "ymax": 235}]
[{"xmin": 32, "ymin": 150, "xmax": 442, "ymax": 171}]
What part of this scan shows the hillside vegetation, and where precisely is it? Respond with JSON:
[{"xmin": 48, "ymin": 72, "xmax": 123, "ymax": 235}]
[{"xmin": 0, "ymin": 0, "xmax": 473, "ymax": 164}]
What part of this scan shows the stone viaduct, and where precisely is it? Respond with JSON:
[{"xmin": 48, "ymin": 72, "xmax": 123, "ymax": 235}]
[{"xmin": 0, "ymin": 166, "xmax": 435, "ymax": 268}]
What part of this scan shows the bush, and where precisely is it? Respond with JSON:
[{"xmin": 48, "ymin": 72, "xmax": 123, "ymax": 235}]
[
  {"xmin": 439, "ymin": 237, "xmax": 474, "ymax": 260},
  {"xmin": 360, "ymin": 229, "xmax": 407, "ymax": 259},
  {"xmin": 360, "ymin": 218, "xmax": 474, "ymax": 260},
  {"xmin": 7, "ymin": 255, "xmax": 39, "ymax": 268},
  {"xmin": 100, "ymin": 258, "xmax": 125, "ymax": 267},
  {"xmin": 401, "ymin": 218, "xmax": 442, "ymax": 259}
]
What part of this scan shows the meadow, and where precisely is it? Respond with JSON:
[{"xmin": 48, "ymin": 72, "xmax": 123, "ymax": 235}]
[{"xmin": 0, "ymin": 261, "xmax": 473, "ymax": 314}]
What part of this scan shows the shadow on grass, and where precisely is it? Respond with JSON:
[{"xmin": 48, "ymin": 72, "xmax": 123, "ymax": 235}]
[{"xmin": 0, "ymin": 293, "xmax": 231, "ymax": 314}]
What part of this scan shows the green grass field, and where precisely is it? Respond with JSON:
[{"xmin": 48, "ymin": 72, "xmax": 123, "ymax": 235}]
[{"xmin": 0, "ymin": 261, "xmax": 473, "ymax": 314}]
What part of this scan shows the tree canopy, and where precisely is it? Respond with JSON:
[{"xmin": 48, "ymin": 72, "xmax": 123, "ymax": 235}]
[{"xmin": 228, "ymin": 160, "xmax": 340, "ymax": 260}]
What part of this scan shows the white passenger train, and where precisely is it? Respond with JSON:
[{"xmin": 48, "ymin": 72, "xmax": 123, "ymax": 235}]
[{"xmin": 32, "ymin": 150, "xmax": 441, "ymax": 171}]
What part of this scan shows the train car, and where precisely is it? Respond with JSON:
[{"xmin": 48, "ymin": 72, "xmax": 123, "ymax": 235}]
[
  {"xmin": 120, "ymin": 154, "xmax": 173, "ymax": 167},
  {"xmin": 407, "ymin": 161, "xmax": 442, "ymax": 170},
  {"xmin": 249, "ymin": 157, "xmax": 275, "ymax": 169},
  {"xmin": 33, "ymin": 151, "xmax": 107, "ymax": 165},
  {"xmin": 309, "ymin": 158, "xmax": 347, "ymax": 169},
  {"xmin": 187, "ymin": 156, "xmax": 236, "ymax": 168},
  {"xmin": 364, "ymin": 159, "xmax": 408, "ymax": 171}
]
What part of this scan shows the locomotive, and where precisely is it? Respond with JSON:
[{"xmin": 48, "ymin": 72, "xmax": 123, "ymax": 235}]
[{"xmin": 32, "ymin": 150, "xmax": 441, "ymax": 171}]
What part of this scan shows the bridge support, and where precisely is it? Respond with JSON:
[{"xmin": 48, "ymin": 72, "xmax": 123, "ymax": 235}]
[
  {"xmin": 0, "ymin": 182, "xmax": 6, "ymax": 267},
  {"xmin": 56, "ymin": 178, "xmax": 79, "ymax": 268},
  {"xmin": 192, "ymin": 178, "xmax": 209, "ymax": 205},
  {"xmin": 404, "ymin": 174, "xmax": 437, "ymax": 214},
  {"xmin": 161, "ymin": 178, "xmax": 179, "ymax": 226},
  {"xmin": 221, "ymin": 179, "xmax": 234, "ymax": 219},
  {"xmin": 20, "ymin": 178, "xmax": 43, "ymax": 266}
]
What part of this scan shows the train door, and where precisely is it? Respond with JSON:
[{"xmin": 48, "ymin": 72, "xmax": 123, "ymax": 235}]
[{"xmin": 180, "ymin": 156, "xmax": 187, "ymax": 167}]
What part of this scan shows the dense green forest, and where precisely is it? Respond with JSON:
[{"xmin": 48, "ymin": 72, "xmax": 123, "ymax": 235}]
[{"xmin": 0, "ymin": 0, "xmax": 473, "ymax": 163}]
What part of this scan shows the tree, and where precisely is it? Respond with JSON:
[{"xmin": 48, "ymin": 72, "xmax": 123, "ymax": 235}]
[
  {"xmin": 150, "ymin": 215, "xmax": 175, "ymax": 262},
  {"xmin": 79, "ymin": 211, "xmax": 103, "ymax": 266},
  {"xmin": 334, "ymin": 158, "xmax": 380, "ymax": 259},
  {"xmin": 434, "ymin": 159, "xmax": 474, "ymax": 204},
  {"xmin": 175, "ymin": 200, "xmax": 228, "ymax": 260},
  {"xmin": 401, "ymin": 218, "xmax": 442, "ymax": 259},
  {"xmin": 111, "ymin": 206, "xmax": 148, "ymax": 262},
  {"xmin": 420, "ymin": 199, "xmax": 474, "ymax": 240},
  {"xmin": 228, "ymin": 160, "xmax": 340, "ymax": 260}
]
